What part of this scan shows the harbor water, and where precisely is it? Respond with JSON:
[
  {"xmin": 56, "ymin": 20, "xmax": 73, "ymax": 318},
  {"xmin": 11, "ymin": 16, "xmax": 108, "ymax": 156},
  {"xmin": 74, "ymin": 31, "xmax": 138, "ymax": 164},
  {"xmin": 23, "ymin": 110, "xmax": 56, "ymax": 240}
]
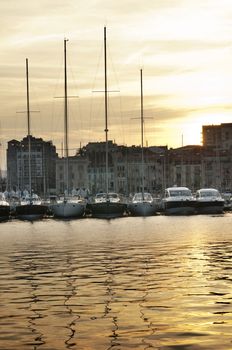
[{"xmin": 0, "ymin": 214, "xmax": 232, "ymax": 350}]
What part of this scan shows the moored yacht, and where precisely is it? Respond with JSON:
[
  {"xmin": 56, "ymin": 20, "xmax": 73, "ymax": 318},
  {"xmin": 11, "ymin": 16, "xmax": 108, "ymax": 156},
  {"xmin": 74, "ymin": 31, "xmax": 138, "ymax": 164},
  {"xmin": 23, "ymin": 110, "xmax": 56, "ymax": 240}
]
[
  {"xmin": 51, "ymin": 39, "xmax": 86, "ymax": 219},
  {"xmin": 128, "ymin": 69, "xmax": 157, "ymax": 217},
  {"xmin": 87, "ymin": 27, "xmax": 126, "ymax": 219},
  {"xmin": 15, "ymin": 59, "xmax": 48, "ymax": 221},
  {"xmin": 88, "ymin": 192, "xmax": 126, "ymax": 219},
  {"xmin": 162, "ymin": 186, "xmax": 196, "ymax": 215},
  {"xmin": 0, "ymin": 192, "xmax": 10, "ymax": 222},
  {"xmin": 15, "ymin": 193, "xmax": 47, "ymax": 221},
  {"xmin": 195, "ymin": 188, "xmax": 224, "ymax": 214},
  {"xmin": 128, "ymin": 192, "xmax": 156, "ymax": 216},
  {"xmin": 51, "ymin": 195, "xmax": 86, "ymax": 218}
]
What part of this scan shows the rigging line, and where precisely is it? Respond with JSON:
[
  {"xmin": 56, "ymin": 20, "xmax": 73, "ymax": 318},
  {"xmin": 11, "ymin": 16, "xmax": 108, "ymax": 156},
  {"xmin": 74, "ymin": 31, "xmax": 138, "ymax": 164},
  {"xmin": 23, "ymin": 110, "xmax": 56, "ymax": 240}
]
[
  {"xmin": 107, "ymin": 40, "xmax": 120, "ymax": 89},
  {"xmin": 89, "ymin": 42, "xmax": 104, "ymax": 142},
  {"xmin": 50, "ymin": 43, "xmax": 65, "ymax": 146},
  {"xmin": 66, "ymin": 47, "xmax": 84, "ymax": 143},
  {"xmin": 91, "ymin": 42, "xmax": 104, "ymax": 91},
  {"xmin": 106, "ymin": 36, "xmax": 125, "ymax": 145}
]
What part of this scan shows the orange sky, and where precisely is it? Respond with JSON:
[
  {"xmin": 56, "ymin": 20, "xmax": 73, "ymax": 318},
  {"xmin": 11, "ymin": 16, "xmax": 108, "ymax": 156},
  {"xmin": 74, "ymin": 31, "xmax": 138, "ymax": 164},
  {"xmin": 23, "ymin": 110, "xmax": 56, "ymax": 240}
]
[{"xmin": 1, "ymin": 0, "xmax": 232, "ymax": 169}]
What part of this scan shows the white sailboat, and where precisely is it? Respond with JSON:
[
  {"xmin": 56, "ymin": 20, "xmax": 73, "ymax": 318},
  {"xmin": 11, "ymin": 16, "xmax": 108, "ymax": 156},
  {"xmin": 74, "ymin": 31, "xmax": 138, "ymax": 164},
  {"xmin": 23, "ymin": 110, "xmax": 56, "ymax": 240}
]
[
  {"xmin": 0, "ymin": 192, "xmax": 10, "ymax": 221},
  {"xmin": 51, "ymin": 39, "xmax": 86, "ymax": 218},
  {"xmin": 15, "ymin": 59, "xmax": 47, "ymax": 220},
  {"xmin": 128, "ymin": 69, "xmax": 157, "ymax": 216},
  {"xmin": 88, "ymin": 27, "xmax": 126, "ymax": 218},
  {"xmin": 0, "ymin": 132, "xmax": 10, "ymax": 221}
]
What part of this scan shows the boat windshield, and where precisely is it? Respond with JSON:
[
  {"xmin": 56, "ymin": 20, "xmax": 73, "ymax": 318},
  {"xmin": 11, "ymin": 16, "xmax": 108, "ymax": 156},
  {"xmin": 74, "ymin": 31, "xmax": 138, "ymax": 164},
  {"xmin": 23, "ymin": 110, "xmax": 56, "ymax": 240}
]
[
  {"xmin": 96, "ymin": 193, "xmax": 106, "ymax": 199},
  {"xmin": 169, "ymin": 190, "xmax": 192, "ymax": 197},
  {"xmin": 200, "ymin": 190, "xmax": 219, "ymax": 197},
  {"xmin": 133, "ymin": 193, "xmax": 153, "ymax": 201},
  {"xmin": 108, "ymin": 193, "xmax": 119, "ymax": 199}
]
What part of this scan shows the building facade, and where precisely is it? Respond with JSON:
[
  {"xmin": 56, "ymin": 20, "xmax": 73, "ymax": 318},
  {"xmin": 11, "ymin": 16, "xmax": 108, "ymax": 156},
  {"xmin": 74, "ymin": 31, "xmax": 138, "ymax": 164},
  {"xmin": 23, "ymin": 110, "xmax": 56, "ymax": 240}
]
[
  {"xmin": 7, "ymin": 135, "xmax": 58, "ymax": 196},
  {"xmin": 55, "ymin": 155, "xmax": 89, "ymax": 195},
  {"xmin": 202, "ymin": 123, "xmax": 232, "ymax": 150},
  {"xmin": 6, "ymin": 123, "xmax": 232, "ymax": 197}
]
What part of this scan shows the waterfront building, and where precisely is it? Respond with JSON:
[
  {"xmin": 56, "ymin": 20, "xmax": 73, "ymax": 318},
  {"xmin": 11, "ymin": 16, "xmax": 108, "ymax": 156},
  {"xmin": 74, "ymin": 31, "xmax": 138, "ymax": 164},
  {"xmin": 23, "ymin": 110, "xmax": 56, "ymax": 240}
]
[
  {"xmin": 0, "ymin": 173, "xmax": 7, "ymax": 192},
  {"xmin": 202, "ymin": 122, "xmax": 232, "ymax": 150},
  {"xmin": 5, "ymin": 122, "xmax": 232, "ymax": 198},
  {"xmin": 84, "ymin": 141, "xmax": 167, "ymax": 196},
  {"xmin": 55, "ymin": 153, "xmax": 89, "ymax": 195},
  {"xmin": 167, "ymin": 146, "xmax": 202, "ymax": 192},
  {"xmin": 7, "ymin": 136, "xmax": 58, "ymax": 196},
  {"xmin": 84, "ymin": 141, "xmax": 116, "ymax": 194},
  {"xmin": 202, "ymin": 123, "xmax": 232, "ymax": 191},
  {"xmin": 167, "ymin": 144, "xmax": 232, "ymax": 193}
]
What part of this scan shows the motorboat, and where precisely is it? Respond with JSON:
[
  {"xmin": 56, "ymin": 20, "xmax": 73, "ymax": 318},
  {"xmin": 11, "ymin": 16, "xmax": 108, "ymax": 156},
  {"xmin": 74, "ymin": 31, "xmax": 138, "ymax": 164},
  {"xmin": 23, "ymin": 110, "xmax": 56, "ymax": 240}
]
[
  {"xmin": 0, "ymin": 192, "xmax": 10, "ymax": 221},
  {"xmin": 195, "ymin": 188, "xmax": 224, "ymax": 214},
  {"xmin": 222, "ymin": 192, "xmax": 232, "ymax": 211},
  {"xmin": 162, "ymin": 186, "xmax": 196, "ymax": 215},
  {"xmin": 128, "ymin": 192, "xmax": 156, "ymax": 216}
]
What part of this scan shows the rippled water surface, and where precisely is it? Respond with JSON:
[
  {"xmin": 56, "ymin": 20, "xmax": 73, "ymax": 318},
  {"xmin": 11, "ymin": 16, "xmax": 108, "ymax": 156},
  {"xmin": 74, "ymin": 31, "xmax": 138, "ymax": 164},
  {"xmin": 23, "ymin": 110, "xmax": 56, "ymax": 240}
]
[{"xmin": 0, "ymin": 214, "xmax": 232, "ymax": 350}]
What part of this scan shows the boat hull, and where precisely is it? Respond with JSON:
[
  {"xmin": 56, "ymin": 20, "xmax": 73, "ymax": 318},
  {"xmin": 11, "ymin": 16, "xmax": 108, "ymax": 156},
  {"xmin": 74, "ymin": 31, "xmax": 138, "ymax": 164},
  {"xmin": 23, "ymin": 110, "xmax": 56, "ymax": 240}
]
[
  {"xmin": 51, "ymin": 201, "xmax": 85, "ymax": 218},
  {"xmin": 163, "ymin": 200, "xmax": 196, "ymax": 215},
  {"xmin": 0, "ymin": 205, "xmax": 10, "ymax": 221},
  {"xmin": 88, "ymin": 202, "xmax": 126, "ymax": 219},
  {"xmin": 128, "ymin": 202, "xmax": 156, "ymax": 216},
  {"xmin": 15, "ymin": 204, "xmax": 48, "ymax": 221},
  {"xmin": 196, "ymin": 201, "xmax": 224, "ymax": 214}
]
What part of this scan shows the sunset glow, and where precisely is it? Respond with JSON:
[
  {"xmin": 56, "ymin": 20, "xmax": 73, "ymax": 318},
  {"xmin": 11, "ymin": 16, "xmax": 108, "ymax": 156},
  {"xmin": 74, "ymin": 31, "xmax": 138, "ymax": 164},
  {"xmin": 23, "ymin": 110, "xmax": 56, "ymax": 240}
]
[{"xmin": 0, "ymin": 0, "xmax": 232, "ymax": 168}]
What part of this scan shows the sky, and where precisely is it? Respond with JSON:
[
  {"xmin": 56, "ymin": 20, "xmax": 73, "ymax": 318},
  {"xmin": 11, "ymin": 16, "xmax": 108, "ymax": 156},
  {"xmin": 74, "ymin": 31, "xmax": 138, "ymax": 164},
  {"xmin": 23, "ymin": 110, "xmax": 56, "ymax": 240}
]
[{"xmin": 1, "ymin": 0, "xmax": 232, "ymax": 170}]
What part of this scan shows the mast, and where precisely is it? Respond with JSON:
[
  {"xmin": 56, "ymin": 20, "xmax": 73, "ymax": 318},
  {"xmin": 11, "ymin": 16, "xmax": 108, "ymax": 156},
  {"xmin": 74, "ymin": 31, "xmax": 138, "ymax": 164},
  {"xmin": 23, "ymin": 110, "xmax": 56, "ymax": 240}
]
[
  {"xmin": 26, "ymin": 58, "xmax": 32, "ymax": 198},
  {"xmin": 140, "ymin": 69, "xmax": 144, "ymax": 199},
  {"xmin": 104, "ymin": 27, "xmax": 109, "ymax": 195},
  {"xmin": 64, "ymin": 38, "xmax": 69, "ymax": 194}
]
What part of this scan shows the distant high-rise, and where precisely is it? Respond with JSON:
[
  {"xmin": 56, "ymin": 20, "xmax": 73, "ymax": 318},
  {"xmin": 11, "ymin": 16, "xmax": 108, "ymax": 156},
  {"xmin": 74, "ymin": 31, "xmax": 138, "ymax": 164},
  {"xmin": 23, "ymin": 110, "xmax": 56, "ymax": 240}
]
[
  {"xmin": 7, "ymin": 136, "xmax": 58, "ymax": 195},
  {"xmin": 202, "ymin": 123, "xmax": 232, "ymax": 150}
]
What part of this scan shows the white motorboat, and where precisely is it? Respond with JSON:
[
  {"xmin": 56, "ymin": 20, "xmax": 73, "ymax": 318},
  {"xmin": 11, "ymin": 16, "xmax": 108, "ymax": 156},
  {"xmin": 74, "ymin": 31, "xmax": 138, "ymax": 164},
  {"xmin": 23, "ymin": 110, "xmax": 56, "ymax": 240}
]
[
  {"xmin": 162, "ymin": 186, "xmax": 196, "ymax": 215},
  {"xmin": 222, "ymin": 192, "xmax": 232, "ymax": 211},
  {"xmin": 51, "ymin": 39, "xmax": 86, "ymax": 219},
  {"xmin": 195, "ymin": 188, "xmax": 224, "ymax": 214},
  {"xmin": 128, "ymin": 192, "xmax": 156, "ymax": 216}
]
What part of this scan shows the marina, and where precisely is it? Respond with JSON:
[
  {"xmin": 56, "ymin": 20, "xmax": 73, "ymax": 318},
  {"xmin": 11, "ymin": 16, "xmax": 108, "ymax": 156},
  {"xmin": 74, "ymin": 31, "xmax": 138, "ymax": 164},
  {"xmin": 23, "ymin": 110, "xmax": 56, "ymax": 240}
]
[
  {"xmin": 0, "ymin": 214, "xmax": 232, "ymax": 349},
  {"xmin": 0, "ymin": 187, "xmax": 231, "ymax": 222},
  {"xmin": 0, "ymin": 5, "xmax": 232, "ymax": 350}
]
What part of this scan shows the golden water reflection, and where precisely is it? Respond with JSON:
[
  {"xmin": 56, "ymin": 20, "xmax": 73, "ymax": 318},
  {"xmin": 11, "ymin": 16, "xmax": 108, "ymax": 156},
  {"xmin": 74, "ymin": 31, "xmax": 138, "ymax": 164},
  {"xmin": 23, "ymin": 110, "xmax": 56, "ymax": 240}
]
[{"xmin": 0, "ymin": 214, "xmax": 232, "ymax": 349}]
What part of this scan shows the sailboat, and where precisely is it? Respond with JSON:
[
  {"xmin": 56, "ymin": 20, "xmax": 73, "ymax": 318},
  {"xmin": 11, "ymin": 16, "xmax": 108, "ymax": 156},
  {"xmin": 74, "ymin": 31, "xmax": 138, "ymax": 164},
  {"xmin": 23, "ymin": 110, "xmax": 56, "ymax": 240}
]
[
  {"xmin": 128, "ymin": 69, "xmax": 157, "ymax": 216},
  {"xmin": 0, "ymin": 192, "xmax": 10, "ymax": 221},
  {"xmin": 51, "ymin": 39, "xmax": 86, "ymax": 218},
  {"xmin": 0, "ymin": 130, "xmax": 10, "ymax": 221},
  {"xmin": 15, "ymin": 59, "xmax": 48, "ymax": 220},
  {"xmin": 88, "ymin": 27, "xmax": 126, "ymax": 218}
]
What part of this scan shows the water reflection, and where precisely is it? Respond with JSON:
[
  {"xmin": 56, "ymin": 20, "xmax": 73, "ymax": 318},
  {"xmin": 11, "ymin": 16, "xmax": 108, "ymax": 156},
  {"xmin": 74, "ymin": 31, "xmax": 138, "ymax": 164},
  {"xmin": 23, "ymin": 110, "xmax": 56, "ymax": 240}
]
[
  {"xmin": 0, "ymin": 215, "xmax": 232, "ymax": 349},
  {"xmin": 9, "ymin": 250, "xmax": 46, "ymax": 349},
  {"xmin": 62, "ymin": 253, "xmax": 80, "ymax": 349}
]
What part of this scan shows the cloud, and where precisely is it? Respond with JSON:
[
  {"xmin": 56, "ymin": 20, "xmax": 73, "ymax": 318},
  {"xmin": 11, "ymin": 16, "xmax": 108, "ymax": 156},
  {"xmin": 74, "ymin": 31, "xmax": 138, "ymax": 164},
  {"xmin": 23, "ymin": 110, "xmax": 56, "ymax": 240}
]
[{"xmin": 1, "ymin": 0, "xmax": 232, "ymax": 169}]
